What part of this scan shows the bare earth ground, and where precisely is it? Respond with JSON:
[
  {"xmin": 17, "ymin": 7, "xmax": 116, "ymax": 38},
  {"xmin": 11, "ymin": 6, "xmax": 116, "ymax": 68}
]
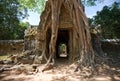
[{"xmin": 0, "ymin": 58, "xmax": 120, "ymax": 81}]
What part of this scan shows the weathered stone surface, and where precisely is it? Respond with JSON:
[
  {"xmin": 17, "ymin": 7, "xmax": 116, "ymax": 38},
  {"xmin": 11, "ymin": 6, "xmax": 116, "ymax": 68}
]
[
  {"xmin": 0, "ymin": 40, "xmax": 24, "ymax": 55},
  {"xmin": 24, "ymin": 27, "xmax": 37, "ymax": 37}
]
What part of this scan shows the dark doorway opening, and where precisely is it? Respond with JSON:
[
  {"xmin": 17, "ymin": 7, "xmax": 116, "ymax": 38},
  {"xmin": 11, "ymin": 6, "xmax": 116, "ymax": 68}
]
[
  {"xmin": 56, "ymin": 29, "xmax": 69, "ymax": 59},
  {"xmin": 46, "ymin": 28, "xmax": 51, "ymax": 58}
]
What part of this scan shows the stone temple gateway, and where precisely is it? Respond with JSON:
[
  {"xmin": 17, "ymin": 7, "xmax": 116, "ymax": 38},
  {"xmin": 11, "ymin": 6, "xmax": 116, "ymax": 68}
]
[
  {"xmin": 36, "ymin": 0, "xmax": 85, "ymax": 62},
  {"xmin": 24, "ymin": 0, "xmax": 94, "ymax": 70}
]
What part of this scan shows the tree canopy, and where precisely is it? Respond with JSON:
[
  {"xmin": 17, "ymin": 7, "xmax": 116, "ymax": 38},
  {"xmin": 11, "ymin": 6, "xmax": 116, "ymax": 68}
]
[
  {"xmin": 0, "ymin": 0, "xmax": 29, "ymax": 40},
  {"xmin": 18, "ymin": 0, "xmax": 103, "ymax": 13},
  {"xmin": 18, "ymin": 0, "xmax": 46, "ymax": 13},
  {"xmin": 90, "ymin": 2, "xmax": 120, "ymax": 38}
]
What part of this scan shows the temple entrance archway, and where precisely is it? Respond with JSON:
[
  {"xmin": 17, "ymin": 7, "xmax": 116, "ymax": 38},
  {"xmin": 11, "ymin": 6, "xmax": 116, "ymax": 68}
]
[{"xmin": 56, "ymin": 29, "xmax": 69, "ymax": 60}]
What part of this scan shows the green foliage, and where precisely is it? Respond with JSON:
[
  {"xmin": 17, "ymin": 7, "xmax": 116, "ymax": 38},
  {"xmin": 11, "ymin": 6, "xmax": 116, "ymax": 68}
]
[
  {"xmin": 18, "ymin": 0, "xmax": 46, "ymax": 13},
  {"xmin": 59, "ymin": 44, "xmax": 66, "ymax": 53},
  {"xmin": 88, "ymin": 18, "xmax": 94, "ymax": 27},
  {"xmin": 82, "ymin": 0, "xmax": 103, "ymax": 6},
  {"xmin": 0, "ymin": 0, "xmax": 29, "ymax": 40},
  {"xmin": 17, "ymin": 22, "xmax": 30, "ymax": 39},
  {"xmin": 90, "ymin": 2, "xmax": 120, "ymax": 38}
]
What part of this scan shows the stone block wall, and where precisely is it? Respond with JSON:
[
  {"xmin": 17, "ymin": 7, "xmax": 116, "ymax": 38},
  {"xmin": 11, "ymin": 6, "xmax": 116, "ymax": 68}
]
[
  {"xmin": 0, "ymin": 40, "xmax": 24, "ymax": 55},
  {"xmin": 101, "ymin": 39, "xmax": 120, "ymax": 58}
]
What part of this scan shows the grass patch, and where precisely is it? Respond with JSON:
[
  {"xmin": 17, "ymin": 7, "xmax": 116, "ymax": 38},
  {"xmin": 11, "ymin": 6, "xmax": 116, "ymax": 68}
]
[{"xmin": 0, "ymin": 54, "xmax": 9, "ymax": 60}]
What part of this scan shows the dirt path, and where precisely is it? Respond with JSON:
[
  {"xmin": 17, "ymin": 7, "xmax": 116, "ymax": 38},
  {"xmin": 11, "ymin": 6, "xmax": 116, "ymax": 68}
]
[
  {"xmin": 0, "ymin": 58, "xmax": 120, "ymax": 81},
  {"xmin": 0, "ymin": 63, "xmax": 120, "ymax": 81}
]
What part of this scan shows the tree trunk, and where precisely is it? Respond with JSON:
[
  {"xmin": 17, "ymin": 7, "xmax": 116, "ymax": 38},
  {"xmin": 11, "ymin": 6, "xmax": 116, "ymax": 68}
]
[{"xmin": 38, "ymin": 0, "xmax": 96, "ymax": 74}]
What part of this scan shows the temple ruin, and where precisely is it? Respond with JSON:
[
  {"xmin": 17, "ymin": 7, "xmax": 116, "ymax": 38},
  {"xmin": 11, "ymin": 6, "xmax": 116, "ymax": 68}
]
[{"xmin": 24, "ymin": 0, "xmax": 95, "ymax": 72}]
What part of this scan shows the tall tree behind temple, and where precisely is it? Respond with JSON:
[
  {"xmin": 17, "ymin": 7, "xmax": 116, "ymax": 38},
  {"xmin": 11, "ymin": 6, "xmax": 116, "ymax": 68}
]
[
  {"xmin": 0, "ymin": 0, "xmax": 28, "ymax": 39},
  {"xmin": 93, "ymin": 2, "xmax": 120, "ymax": 38}
]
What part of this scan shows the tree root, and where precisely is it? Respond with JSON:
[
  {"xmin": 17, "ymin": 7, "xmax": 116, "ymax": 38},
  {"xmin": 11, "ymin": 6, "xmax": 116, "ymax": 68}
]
[
  {"xmin": 42, "ymin": 63, "xmax": 54, "ymax": 72},
  {"xmin": 33, "ymin": 49, "xmax": 48, "ymax": 64},
  {"xmin": 39, "ymin": 49, "xmax": 48, "ymax": 62},
  {"xmin": 42, "ymin": 53, "xmax": 55, "ymax": 72}
]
